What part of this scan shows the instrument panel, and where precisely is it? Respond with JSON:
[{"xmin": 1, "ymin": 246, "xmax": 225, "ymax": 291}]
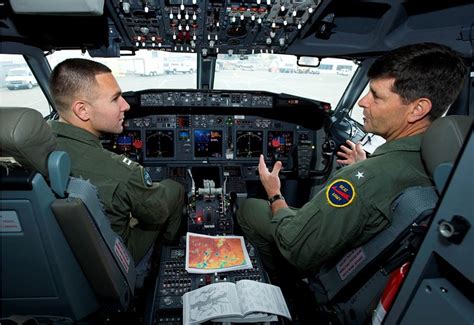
[
  {"xmin": 140, "ymin": 91, "xmax": 273, "ymax": 108},
  {"xmin": 108, "ymin": 0, "xmax": 322, "ymax": 55},
  {"xmin": 103, "ymin": 90, "xmax": 327, "ymax": 192},
  {"xmin": 103, "ymin": 113, "xmax": 317, "ymax": 190},
  {"xmin": 105, "ymin": 114, "xmax": 314, "ymax": 162}
]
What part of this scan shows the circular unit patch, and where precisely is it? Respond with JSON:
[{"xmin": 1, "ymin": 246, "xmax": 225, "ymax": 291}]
[{"xmin": 326, "ymin": 179, "xmax": 356, "ymax": 208}]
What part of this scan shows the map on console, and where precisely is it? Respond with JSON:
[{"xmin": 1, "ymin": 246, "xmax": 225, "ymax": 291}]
[{"xmin": 185, "ymin": 233, "xmax": 253, "ymax": 274}]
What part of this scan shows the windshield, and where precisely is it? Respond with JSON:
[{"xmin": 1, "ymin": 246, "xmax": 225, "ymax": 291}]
[
  {"xmin": 47, "ymin": 51, "xmax": 198, "ymax": 90},
  {"xmin": 47, "ymin": 51, "xmax": 357, "ymax": 109},
  {"xmin": 214, "ymin": 54, "xmax": 357, "ymax": 108}
]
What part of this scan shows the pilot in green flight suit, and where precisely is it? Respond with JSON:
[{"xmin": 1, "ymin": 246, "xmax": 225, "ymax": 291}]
[
  {"xmin": 48, "ymin": 58, "xmax": 185, "ymax": 264},
  {"xmin": 238, "ymin": 135, "xmax": 431, "ymax": 275},
  {"xmin": 237, "ymin": 43, "xmax": 467, "ymax": 278},
  {"xmin": 51, "ymin": 121, "xmax": 185, "ymax": 263}
]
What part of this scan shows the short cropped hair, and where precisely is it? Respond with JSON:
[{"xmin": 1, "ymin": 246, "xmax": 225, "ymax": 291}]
[
  {"xmin": 368, "ymin": 43, "xmax": 467, "ymax": 120},
  {"xmin": 50, "ymin": 58, "xmax": 111, "ymax": 114}
]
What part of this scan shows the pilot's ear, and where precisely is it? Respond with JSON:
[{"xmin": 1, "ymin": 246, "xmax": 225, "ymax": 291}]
[
  {"xmin": 408, "ymin": 98, "xmax": 432, "ymax": 123},
  {"xmin": 71, "ymin": 100, "xmax": 90, "ymax": 121}
]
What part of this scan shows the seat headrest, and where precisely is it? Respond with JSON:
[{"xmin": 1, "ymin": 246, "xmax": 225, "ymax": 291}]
[
  {"xmin": 0, "ymin": 107, "xmax": 57, "ymax": 177},
  {"xmin": 421, "ymin": 115, "xmax": 473, "ymax": 178}
]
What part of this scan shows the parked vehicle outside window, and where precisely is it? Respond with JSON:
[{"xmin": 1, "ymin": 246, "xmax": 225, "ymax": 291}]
[
  {"xmin": 164, "ymin": 60, "xmax": 196, "ymax": 74},
  {"xmin": 5, "ymin": 67, "xmax": 37, "ymax": 90}
]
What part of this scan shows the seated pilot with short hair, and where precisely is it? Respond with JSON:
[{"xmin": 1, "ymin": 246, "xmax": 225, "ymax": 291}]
[
  {"xmin": 237, "ymin": 43, "xmax": 467, "ymax": 282},
  {"xmin": 49, "ymin": 58, "xmax": 185, "ymax": 264}
]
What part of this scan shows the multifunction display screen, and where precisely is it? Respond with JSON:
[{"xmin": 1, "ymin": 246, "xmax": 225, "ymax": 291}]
[
  {"xmin": 267, "ymin": 131, "xmax": 294, "ymax": 157},
  {"xmin": 194, "ymin": 130, "xmax": 223, "ymax": 158}
]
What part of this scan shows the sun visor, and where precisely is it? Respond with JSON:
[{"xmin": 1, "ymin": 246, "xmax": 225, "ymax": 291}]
[{"xmin": 10, "ymin": 0, "xmax": 104, "ymax": 16}]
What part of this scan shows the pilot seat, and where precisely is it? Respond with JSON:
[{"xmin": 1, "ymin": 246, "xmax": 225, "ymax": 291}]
[
  {"xmin": 0, "ymin": 107, "xmax": 137, "ymax": 322},
  {"xmin": 307, "ymin": 115, "xmax": 473, "ymax": 324}
]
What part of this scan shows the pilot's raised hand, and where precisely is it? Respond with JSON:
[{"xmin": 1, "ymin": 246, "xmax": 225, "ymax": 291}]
[
  {"xmin": 336, "ymin": 140, "xmax": 366, "ymax": 166},
  {"xmin": 258, "ymin": 154, "xmax": 282, "ymax": 198}
]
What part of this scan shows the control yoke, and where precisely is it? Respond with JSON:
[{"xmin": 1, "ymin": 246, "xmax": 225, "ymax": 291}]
[{"xmin": 279, "ymin": 138, "xmax": 335, "ymax": 179}]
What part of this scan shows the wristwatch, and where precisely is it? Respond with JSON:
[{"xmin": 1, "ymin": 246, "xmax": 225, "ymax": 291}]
[{"xmin": 268, "ymin": 194, "xmax": 285, "ymax": 204}]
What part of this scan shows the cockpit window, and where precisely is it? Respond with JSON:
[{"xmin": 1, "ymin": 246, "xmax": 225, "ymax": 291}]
[
  {"xmin": 214, "ymin": 54, "xmax": 358, "ymax": 108},
  {"xmin": 47, "ymin": 50, "xmax": 198, "ymax": 91},
  {"xmin": 0, "ymin": 54, "xmax": 49, "ymax": 116},
  {"xmin": 46, "ymin": 51, "xmax": 357, "ymax": 109},
  {"xmin": 350, "ymin": 83, "xmax": 369, "ymax": 125}
]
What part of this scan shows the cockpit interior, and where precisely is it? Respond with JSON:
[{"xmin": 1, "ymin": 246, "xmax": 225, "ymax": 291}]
[{"xmin": 1, "ymin": 0, "xmax": 473, "ymax": 324}]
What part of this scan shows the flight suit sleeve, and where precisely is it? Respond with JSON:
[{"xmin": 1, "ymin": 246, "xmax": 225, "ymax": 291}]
[
  {"xmin": 116, "ymin": 164, "xmax": 172, "ymax": 226},
  {"xmin": 272, "ymin": 166, "xmax": 388, "ymax": 274}
]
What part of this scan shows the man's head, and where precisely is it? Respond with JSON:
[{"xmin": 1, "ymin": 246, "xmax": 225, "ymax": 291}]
[
  {"xmin": 358, "ymin": 43, "xmax": 466, "ymax": 140},
  {"xmin": 50, "ymin": 58, "xmax": 130, "ymax": 136}
]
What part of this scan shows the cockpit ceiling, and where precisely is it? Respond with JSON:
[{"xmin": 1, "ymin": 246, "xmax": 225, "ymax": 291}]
[{"xmin": 1, "ymin": 0, "xmax": 473, "ymax": 58}]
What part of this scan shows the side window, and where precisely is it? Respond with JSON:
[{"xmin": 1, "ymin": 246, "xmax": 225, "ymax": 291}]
[
  {"xmin": 0, "ymin": 54, "xmax": 51, "ymax": 117},
  {"xmin": 349, "ymin": 83, "xmax": 369, "ymax": 125},
  {"xmin": 348, "ymin": 83, "xmax": 386, "ymax": 154}
]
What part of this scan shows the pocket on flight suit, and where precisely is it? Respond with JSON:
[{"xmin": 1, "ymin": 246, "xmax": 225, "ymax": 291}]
[
  {"xmin": 277, "ymin": 206, "xmax": 321, "ymax": 248},
  {"xmin": 275, "ymin": 206, "xmax": 323, "ymax": 272}
]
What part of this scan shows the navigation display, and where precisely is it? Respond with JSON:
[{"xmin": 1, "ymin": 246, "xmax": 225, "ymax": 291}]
[
  {"xmin": 267, "ymin": 131, "xmax": 294, "ymax": 158},
  {"xmin": 236, "ymin": 130, "xmax": 263, "ymax": 158},
  {"xmin": 145, "ymin": 130, "xmax": 175, "ymax": 158},
  {"xmin": 194, "ymin": 130, "xmax": 223, "ymax": 158}
]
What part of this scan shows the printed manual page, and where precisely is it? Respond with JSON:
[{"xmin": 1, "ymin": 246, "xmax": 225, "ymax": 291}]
[
  {"xmin": 183, "ymin": 282, "xmax": 241, "ymax": 324},
  {"xmin": 234, "ymin": 280, "xmax": 291, "ymax": 319},
  {"xmin": 182, "ymin": 280, "xmax": 291, "ymax": 324}
]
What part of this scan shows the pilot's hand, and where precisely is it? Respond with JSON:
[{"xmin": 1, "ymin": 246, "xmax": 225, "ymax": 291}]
[
  {"xmin": 336, "ymin": 140, "xmax": 366, "ymax": 166},
  {"xmin": 258, "ymin": 154, "xmax": 282, "ymax": 198}
]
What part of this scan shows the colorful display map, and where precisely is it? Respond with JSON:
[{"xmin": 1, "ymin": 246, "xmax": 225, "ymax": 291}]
[{"xmin": 185, "ymin": 233, "xmax": 253, "ymax": 274}]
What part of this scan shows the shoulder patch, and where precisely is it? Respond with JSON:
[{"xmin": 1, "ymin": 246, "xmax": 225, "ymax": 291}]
[
  {"xmin": 326, "ymin": 178, "xmax": 356, "ymax": 208},
  {"xmin": 142, "ymin": 169, "xmax": 153, "ymax": 187}
]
